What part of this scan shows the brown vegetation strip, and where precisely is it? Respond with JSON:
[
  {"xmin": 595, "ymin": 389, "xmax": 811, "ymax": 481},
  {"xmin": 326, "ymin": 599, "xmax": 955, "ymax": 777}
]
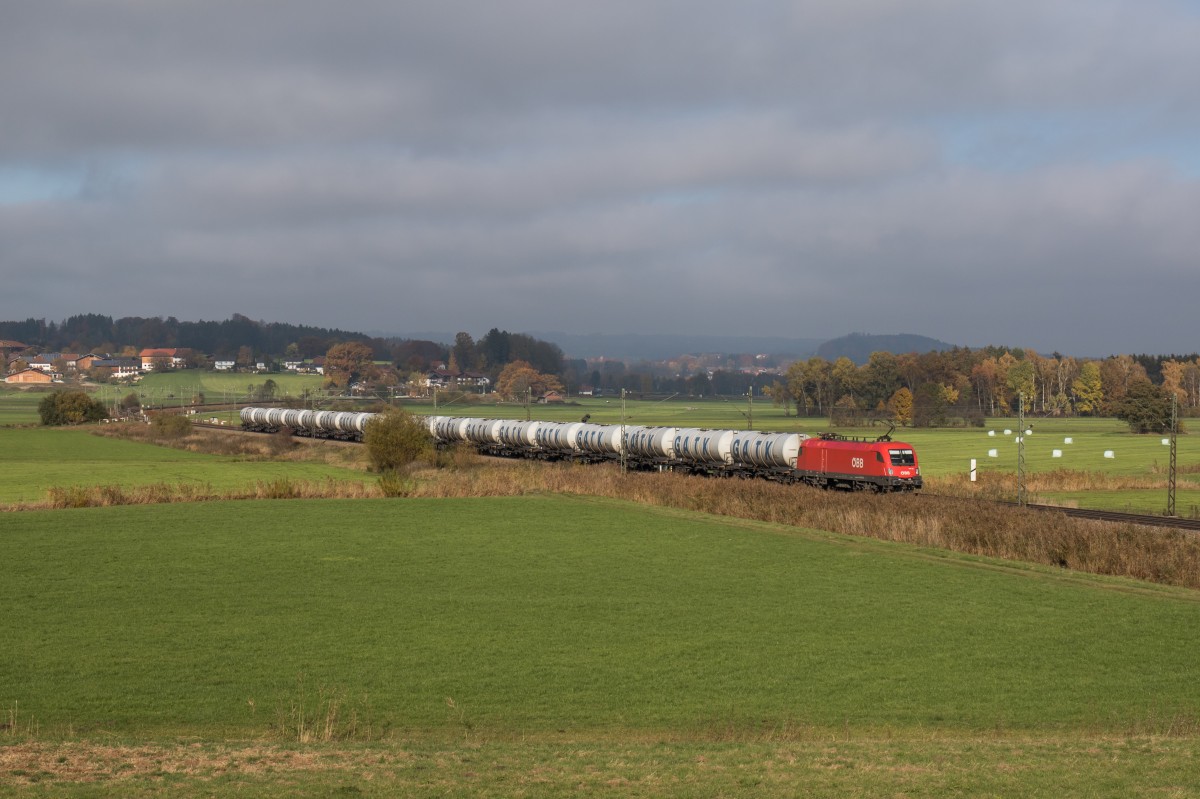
[{"xmin": 0, "ymin": 741, "xmax": 372, "ymax": 785}]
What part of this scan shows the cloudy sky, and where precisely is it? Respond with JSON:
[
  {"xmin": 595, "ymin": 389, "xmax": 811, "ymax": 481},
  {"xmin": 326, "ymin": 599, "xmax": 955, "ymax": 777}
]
[{"xmin": 3, "ymin": 1, "xmax": 1198, "ymax": 356}]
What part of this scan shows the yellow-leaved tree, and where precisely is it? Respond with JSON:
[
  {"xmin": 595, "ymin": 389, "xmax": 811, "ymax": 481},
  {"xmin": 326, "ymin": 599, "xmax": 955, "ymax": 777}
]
[
  {"xmin": 495, "ymin": 360, "xmax": 563, "ymax": 401},
  {"xmin": 888, "ymin": 387, "xmax": 914, "ymax": 426}
]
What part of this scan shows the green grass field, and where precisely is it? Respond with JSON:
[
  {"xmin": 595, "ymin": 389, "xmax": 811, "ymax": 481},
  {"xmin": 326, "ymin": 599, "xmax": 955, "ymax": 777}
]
[
  {"xmin": 4, "ymin": 422, "xmax": 1200, "ymax": 794},
  {"xmin": 0, "ymin": 389, "xmax": 49, "ymax": 426},
  {"xmin": 7, "ymin": 495, "xmax": 1200, "ymax": 735},
  {"xmin": 124, "ymin": 369, "xmax": 325, "ymax": 408},
  {"xmin": 4, "ymin": 495, "xmax": 1200, "ymax": 795},
  {"xmin": 0, "ymin": 427, "xmax": 369, "ymax": 505}
]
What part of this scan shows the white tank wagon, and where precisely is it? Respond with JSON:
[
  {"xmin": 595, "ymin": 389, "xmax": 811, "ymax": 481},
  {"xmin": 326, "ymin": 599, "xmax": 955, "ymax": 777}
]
[
  {"xmin": 729, "ymin": 431, "xmax": 805, "ymax": 470},
  {"xmin": 534, "ymin": 422, "xmax": 583, "ymax": 456},
  {"xmin": 625, "ymin": 426, "xmax": 678, "ymax": 463},
  {"xmin": 575, "ymin": 423, "xmax": 626, "ymax": 460},
  {"xmin": 310, "ymin": 410, "xmax": 337, "ymax": 430},
  {"xmin": 496, "ymin": 420, "xmax": 540, "ymax": 448},
  {"xmin": 673, "ymin": 428, "xmax": 734, "ymax": 471},
  {"xmin": 261, "ymin": 407, "xmax": 289, "ymax": 428},
  {"xmin": 276, "ymin": 410, "xmax": 304, "ymax": 429},
  {"xmin": 431, "ymin": 416, "xmax": 471, "ymax": 442},
  {"xmin": 463, "ymin": 418, "xmax": 503, "ymax": 446},
  {"xmin": 240, "ymin": 406, "xmax": 275, "ymax": 430},
  {"xmin": 331, "ymin": 411, "xmax": 375, "ymax": 437}
]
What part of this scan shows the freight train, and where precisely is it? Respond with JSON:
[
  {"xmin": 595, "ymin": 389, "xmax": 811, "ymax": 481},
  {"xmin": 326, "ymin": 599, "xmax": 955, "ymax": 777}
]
[{"xmin": 239, "ymin": 406, "xmax": 922, "ymax": 492}]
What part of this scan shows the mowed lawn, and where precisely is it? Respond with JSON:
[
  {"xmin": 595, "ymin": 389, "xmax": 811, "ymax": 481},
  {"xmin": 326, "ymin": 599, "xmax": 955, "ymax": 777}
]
[
  {"xmin": 4, "ymin": 495, "xmax": 1200, "ymax": 739},
  {"xmin": 0, "ymin": 390, "xmax": 46, "ymax": 426},
  {"xmin": 0, "ymin": 427, "xmax": 369, "ymax": 504}
]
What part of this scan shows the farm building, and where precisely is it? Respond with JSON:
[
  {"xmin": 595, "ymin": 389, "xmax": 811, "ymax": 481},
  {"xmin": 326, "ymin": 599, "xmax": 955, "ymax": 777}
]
[{"xmin": 5, "ymin": 368, "xmax": 54, "ymax": 384}]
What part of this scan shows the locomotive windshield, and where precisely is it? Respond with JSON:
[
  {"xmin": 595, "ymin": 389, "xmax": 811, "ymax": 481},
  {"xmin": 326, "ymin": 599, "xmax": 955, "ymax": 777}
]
[{"xmin": 888, "ymin": 449, "xmax": 916, "ymax": 466}]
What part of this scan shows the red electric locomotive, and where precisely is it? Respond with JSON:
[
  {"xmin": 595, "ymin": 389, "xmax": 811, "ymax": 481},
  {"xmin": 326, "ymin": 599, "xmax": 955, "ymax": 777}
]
[{"xmin": 794, "ymin": 433, "xmax": 921, "ymax": 492}]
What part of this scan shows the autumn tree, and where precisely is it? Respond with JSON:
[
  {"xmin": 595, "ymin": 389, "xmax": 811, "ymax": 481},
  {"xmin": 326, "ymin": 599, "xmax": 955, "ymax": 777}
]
[
  {"xmin": 1099, "ymin": 355, "xmax": 1147, "ymax": 409},
  {"xmin": 830, "ymin": 357, "xmax": 861, "ymax": 406},
  {"xmin": 767, "ymin": 379, "xmax": 793, "ymax": 416},
  {"xmin": 861, "ymin": 351, "xmax": 900, "ymax": 410},
  {"xmin": 888, "ymin": 387, "xmax": 914, "ymax": 426},
  {"xmin": 804, "ymin": 357, "xmax": 832, "ymax": 415},
  {"xmin": 1160, "ymin": 359, "xmax": 1189, "ymax": 407},
  {"xmin": 1005, "ymin": 359, "xmax": 1036, "ymax": 412},
  {"xmin": 495, "ymin": 360, "xmax": 563, "ymax": 401},
  {"xmin": 1072, "ymin": 361, "xmax": 1103, "ymax": 416},
  {"xmin": 324, "ymin": 342, "xmax": 376, "ymax": 388},
  {"xmin": 784, "ymin": 361, "xmax": 809, "ymax": 415},
  {"xmin": 912, "ymin": 382, "xmax": 949, "ymax": 427}
]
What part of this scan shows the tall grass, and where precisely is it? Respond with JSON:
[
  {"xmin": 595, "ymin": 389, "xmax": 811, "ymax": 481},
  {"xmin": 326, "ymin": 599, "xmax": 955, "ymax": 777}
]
[{"xmin": 268, "ymin": 675, "xmax": 380, "ymax": 743}]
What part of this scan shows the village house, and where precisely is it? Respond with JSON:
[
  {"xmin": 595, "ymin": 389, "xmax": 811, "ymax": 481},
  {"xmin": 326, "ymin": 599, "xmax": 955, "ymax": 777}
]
[
  {"xmin": 4, "ymin": 368, "xmax": 54, "ymax": 385},
  {"xmin": 139, "ymin": 348, "xmax": 185, "ymax": 371},
  {"xmin": 423, "ymin": 368, "xmax": 491, "ymax": 392},
  {"xmin": 90, "ymin": 358, "xmax": 142, "ymax": 379},
  {"xmin": 74, "ymin": 354, "xmax": 104, "ymax": 371}
]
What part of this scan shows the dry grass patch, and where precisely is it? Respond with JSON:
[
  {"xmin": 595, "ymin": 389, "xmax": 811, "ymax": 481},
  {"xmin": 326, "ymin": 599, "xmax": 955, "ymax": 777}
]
[{"xmin": 92, "ymin": 422, "xmax": 371, "ymax": 469}]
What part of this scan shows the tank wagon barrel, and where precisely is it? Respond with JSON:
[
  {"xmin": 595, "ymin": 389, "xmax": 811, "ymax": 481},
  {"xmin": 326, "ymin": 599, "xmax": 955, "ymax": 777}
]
[
  {"xmin": 729, "ymin": 431, "xmax": 805, "ymax": 470},
  {"xmin": 237, "ymin": 407, "xmax": 921, "ymax": 491},
  {"xmin": 534, "ymin": 422, "xmax": 584, "ymax": 455},
  {"xmin": 625, "ymin": 426, "xmax": 678, "ymax": 461},
  {"xmin": 674, "ymin": 428, "xmax": 734, "ymax": 469}
]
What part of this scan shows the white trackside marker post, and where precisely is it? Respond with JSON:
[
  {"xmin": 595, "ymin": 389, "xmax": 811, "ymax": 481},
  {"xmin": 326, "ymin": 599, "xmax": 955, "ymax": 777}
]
[{"xmin": 970, "ymin": 459, "xmax": 977, "ymax": 482}]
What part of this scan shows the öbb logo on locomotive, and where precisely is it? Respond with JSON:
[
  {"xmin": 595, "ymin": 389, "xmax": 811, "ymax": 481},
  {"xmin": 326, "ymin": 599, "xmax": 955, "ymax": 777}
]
[{"xmin": 239, "ymin": 407, "xmax": 921, "ymax": 492}]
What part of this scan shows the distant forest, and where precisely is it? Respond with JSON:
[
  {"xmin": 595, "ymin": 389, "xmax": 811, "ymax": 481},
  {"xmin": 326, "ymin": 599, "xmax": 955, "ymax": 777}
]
[{"xmin": 0, "ymin": 313, "xmax": 375, "ymax": 359}]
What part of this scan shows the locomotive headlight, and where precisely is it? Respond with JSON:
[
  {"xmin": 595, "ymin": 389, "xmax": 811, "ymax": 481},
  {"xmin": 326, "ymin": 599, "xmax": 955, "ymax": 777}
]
[{"xmin": 887, "ymin": 468, "xmax": 894, "ymax": 476}]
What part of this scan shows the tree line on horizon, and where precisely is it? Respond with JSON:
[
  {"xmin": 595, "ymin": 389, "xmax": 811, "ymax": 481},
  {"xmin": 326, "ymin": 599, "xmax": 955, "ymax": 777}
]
[{"xmin": 4, "ymin": 314, "xmax": 1195, "ymax": 430}]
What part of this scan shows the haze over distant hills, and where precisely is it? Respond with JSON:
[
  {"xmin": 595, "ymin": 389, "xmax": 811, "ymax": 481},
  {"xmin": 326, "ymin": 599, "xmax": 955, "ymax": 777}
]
[
  {"xmin": 815, "ymin": 333, "xmax": 958, "ymax": 365},
  {"xmin": 389, "ymin": 330, "xmax": 958, "ymax": 363}
]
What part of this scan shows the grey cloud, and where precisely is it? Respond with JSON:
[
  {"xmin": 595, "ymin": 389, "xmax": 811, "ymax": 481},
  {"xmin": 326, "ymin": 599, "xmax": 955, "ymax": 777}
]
[{"xmin": 3, "ymin": 0, "xmax": 1199, "ymax": 356}]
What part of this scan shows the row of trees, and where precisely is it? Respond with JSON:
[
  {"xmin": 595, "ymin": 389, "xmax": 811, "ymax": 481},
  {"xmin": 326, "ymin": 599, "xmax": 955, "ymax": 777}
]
[
  {"xmin": 1, "ymin": 314, "xmax": 378, "ymax": 361},
  {"xmin": 763, "ymin": 349, "xmax": 1196, "ymax": 430}
]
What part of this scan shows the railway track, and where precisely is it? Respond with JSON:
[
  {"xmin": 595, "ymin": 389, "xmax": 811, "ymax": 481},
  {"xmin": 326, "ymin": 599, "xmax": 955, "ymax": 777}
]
[
  {"xmin": 1013, "ymin": 502, "xmax": 1200, "ymax": 531},
  {"xmin": 189, "ymin": 421, "xmax": 360, "ymax": 446}
]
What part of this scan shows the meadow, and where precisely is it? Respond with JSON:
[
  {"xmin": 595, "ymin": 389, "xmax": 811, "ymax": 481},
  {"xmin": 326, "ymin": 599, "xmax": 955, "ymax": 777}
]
[
  {"xmin": 120, "ymin": 369, "xmax": 325, "ymax": 408},
  {"xmin": 0, "ymin": 427, "xmax": 368, "ymax": 506},
  {"xmin": 0, "ymin": 388, "xmax": 47, "ymax": 426},
  {"xmin": 5, "ymin": 494, "xmax": 1200, "ymax": 795}
]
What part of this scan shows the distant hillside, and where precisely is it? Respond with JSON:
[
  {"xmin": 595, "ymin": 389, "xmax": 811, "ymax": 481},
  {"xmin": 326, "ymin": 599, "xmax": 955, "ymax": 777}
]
[
  {"xmin": 387, "ymin": 331, "xmax": 824, "ymax": 361},
  {"xmin": 816, "ymin": 333, "xmax": 957, "ymax": 364},
  {"xmin": 528, "ymin": 332, "xmax": 824, "ymax": 361}
]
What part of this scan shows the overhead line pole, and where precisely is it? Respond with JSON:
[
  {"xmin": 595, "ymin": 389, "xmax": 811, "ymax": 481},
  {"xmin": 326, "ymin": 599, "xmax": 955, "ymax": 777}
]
[
  {"xmin": 1017, "ymin": 391, "xmax": 1026, "ymax": 507},
  {"xmin": 1168, "ymin": 392, "xmax": 1178, "ymax": 517}
]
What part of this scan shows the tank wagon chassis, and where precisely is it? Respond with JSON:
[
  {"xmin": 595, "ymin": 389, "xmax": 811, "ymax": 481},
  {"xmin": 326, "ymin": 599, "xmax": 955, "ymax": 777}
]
[{"xmin": 240, "ymin": 407, "xmax": 921, "ymax": 492}]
